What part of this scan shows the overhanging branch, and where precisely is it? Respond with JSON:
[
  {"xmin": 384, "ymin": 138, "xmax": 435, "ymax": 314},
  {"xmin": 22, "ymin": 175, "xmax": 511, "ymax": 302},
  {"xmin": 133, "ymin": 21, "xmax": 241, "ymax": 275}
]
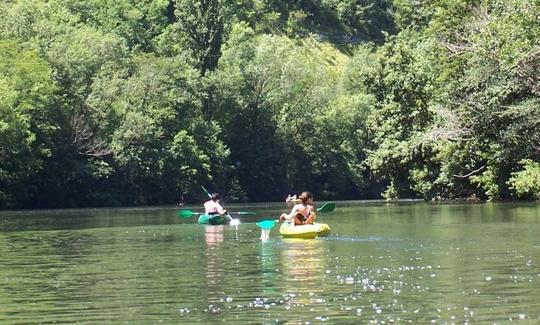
[{"xmin": 453, "ymin": 164, "xmax": 487, "ymax": 178}]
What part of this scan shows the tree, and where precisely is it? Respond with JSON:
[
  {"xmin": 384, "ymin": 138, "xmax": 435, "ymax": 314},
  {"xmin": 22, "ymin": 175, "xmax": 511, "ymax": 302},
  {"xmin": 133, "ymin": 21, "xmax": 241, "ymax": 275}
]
[
  {"xmin": 361, "ymin": 32, "xmax": 436, "ymax": 198},
  {"xmin": 48, "ymin": 0, "xmax": 171, "ymax": 52},
  {"xmin": 425, "ymin": 0, "xmax": 540, "ymax": 200},
  {"xmin": 158, "ymin": 0, "xmax": 232, "ymax": 76},
  {"xmin": 96, "ymin": 54, "xmax": 236, "ymax": 204},
  {"xmin": 0, "ymin": 40, "xmax": 57, "ymax": 208}
]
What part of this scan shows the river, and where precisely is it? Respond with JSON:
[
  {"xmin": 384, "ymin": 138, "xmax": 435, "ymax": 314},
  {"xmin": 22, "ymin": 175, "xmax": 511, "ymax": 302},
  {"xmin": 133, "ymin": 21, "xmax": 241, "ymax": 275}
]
[{"xmin": 1, "ymin": 201, "xmax": 539, "ymax": 323}]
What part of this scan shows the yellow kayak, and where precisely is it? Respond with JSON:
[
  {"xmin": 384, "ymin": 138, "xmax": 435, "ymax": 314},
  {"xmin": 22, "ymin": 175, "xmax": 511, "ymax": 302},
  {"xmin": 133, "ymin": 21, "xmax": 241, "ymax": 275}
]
[{"xmin": 279, "ymin": 222, "xmax": 331, "ymax": 239}]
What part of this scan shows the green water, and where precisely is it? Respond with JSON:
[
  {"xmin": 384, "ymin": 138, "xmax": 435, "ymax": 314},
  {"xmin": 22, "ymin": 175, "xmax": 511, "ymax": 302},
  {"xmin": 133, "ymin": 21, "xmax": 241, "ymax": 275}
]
[{"xmin": 1, "ymin": 201, "xmax": 539, "ymax": 323}]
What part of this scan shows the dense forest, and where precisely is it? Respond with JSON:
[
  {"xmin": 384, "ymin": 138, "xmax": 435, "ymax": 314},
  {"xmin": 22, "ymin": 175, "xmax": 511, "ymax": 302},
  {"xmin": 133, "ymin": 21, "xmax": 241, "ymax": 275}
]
[{"xmin": 1, "ymin": 0, "xmax": 539, "ymax": 208}]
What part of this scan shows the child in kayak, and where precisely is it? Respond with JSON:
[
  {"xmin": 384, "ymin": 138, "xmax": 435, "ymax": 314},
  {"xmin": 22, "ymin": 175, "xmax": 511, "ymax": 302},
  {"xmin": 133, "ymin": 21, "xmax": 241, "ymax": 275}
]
[
  {"xmin": 204, "ymin": 193, "xmax": 227, "ymax": 216},
  {"xmin": 279, "ymin": 191, "xmax": 316, "ymax": 225}
]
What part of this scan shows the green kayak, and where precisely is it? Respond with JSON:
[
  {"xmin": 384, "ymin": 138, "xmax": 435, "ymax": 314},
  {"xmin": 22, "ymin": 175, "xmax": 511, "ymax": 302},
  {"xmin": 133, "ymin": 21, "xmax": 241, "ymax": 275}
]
[{"xmin": 198, "ymin": 214, "xmax": 229, "ymax": 225}]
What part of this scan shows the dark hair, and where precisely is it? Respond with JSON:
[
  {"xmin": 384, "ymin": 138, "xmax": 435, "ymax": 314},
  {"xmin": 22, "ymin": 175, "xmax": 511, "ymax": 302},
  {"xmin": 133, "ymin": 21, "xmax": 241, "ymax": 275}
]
[
  {"xmin": 211, "ymin": 193, "xmax": 221, "ymax": 201},
  {"xmin": 299, "ymin": 191, "xmax": 312, "ymax": 204}
]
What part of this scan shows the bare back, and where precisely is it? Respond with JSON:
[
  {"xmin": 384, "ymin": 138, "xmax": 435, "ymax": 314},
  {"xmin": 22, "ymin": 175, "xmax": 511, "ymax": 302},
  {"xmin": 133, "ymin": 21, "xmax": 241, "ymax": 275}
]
[{"xmin": 290, "ymin": 203, "xmax": 314, "ymax": 218}]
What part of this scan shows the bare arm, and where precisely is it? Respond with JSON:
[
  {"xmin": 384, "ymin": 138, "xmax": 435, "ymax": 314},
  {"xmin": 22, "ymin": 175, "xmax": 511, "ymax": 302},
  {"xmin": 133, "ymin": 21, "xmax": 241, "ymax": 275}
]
[
  {"xmin": 285, "ymin": 205, "xmax": 300, "ymax": 220},
  {"xmin": 217, "ymin": 202, "xmax": 226, "ymax": 215}
]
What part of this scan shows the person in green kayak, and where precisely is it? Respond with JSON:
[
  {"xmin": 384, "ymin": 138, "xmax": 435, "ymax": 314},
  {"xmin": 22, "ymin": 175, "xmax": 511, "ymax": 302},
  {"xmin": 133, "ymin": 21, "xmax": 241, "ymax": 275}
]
[
  {"xmin": 204, "ymin": 193, "xmax": 227, "ymax": 216},
  {"xmin": 279, "ymin": 191, "xmax": 316, "ymax": 225}
]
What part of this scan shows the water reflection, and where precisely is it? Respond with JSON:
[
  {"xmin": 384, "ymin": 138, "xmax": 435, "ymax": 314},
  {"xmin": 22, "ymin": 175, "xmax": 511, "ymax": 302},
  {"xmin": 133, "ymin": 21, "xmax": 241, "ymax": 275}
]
[
  {"xmin": 276, "ymin": 238, "xmax": 327, "ymax": 321},
  {"xmin": 1, "ymin": 202, "xmax": 540, "ymax": 323},
  {"xmin": 0, "ymin": 230, "xmax": 99, "ymax": 321},
  {"xmin": 204, "ymin": 225, "xmax": 224, "ymax": 301},
  {"xmin": 204, "ymin": 225, "xmax": 224, "ymax": 248},
  {"xmin": 259, "ymin": 239, "xmax": 279, "ymax": 298},
  {"xmin": 280, "ymin": 239, "xmax": 325, "ymax": 283}
]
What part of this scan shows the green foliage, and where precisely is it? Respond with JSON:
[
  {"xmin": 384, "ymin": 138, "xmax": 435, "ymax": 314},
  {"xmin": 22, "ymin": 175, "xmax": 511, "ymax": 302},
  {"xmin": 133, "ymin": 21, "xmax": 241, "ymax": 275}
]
[
  {"xmin": 95, "ymin": 54, "xmax": 236, "ymax": 204},
  {"xmin": 285, "ymin": 10, "xmax": 308, "ymax": 37},
  {"xmin": 212, "ymin": 28, "xmax": 290, "ymax": 200},
  {"xmin": 362, "ymin": 31, "xmax": 436, "ymax": 198},
  {"xmin": 157, "ymin": 0, "xmax": 232, "ymax": 75},
  {"xmin": 0, "ymin": 0, "xmax": 538, "ymax": 208},
  {"xmin": 508, "ymin": 160, "xmax": 540, "ymax": 200},
  {"xmin": 321, "ymin": 0, "xmax": 397, "ymax": 38},
  {"xmin": 0, "ymin": 40, "xmax": 56, "ymax": 208},
  {"xmin": 422, "ymin": 0, "xmax": 540, "ymax": 200},
  {"xmin": 213, "ymin": 24, "xmax": 373, "ymax": 200},
  {"xmin": 310, "ymin": 92, "xmax": 374, "ymax": 197},
  {"xmin": 470, "ymin": 165, "xmax": 501, "ymax": 201},
  {"xmin": 46, "ymin": 26, "xmax": 127, "ymax": 97},
  {"xmin": 51, "ymin": 0, "xmax": 170, "ymax": 51}
]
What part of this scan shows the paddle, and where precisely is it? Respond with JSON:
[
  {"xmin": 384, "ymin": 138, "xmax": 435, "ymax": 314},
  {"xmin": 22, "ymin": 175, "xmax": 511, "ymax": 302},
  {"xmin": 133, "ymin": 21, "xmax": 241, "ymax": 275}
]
[
  {"xmin": 255, "ymin": 202, "xmax": 336, "ymax": 230},
  {"xmin": 317, "ymin": 202, "xmax": 336, "ymax": 213},
  {"xmin": 201, "ymin": 185, "xmax": 212, "ymax": 198},
  {"xmin": 256, "ymin": 219, "xmax": 278, "ymax": 230},
  {"xmin": 178, "ymin": 209, "xmax": 203, "ymax": 218}
]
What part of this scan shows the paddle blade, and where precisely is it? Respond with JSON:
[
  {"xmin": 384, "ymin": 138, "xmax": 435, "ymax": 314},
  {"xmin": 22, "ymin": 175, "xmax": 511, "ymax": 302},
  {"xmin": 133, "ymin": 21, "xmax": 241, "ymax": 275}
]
[
  {"xmin": 317, "ymin": 202, "xmax": 336, "ymax": 213},
  {"xmin": 256, "ymin": 219, "xmax": 277, "ymax": 230},
  {"xmin": 177, "ymin": 210, "xmax": 195, "ymax": 218},
  {"xmin": 231, "ymin": 211, "xmax": 256, "ymax": 215}
]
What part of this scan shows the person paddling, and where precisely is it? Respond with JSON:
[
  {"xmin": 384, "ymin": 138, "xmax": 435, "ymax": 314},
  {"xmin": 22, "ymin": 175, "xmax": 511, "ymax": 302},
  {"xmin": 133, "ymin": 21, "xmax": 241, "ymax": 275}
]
[
  {"xmin": 279, "ymin": 191, "xmax": 316, "ymax": 225},
  {"xmin": 204, "ymin": 193, "xmax": 227, "ymax": 216}
]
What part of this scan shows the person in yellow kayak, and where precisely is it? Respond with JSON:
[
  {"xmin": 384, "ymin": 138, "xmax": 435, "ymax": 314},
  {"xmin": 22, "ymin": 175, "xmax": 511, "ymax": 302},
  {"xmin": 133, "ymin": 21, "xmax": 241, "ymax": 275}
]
[
  {"xmin": 279, "ymin": 191, "xmax": 316, "ymax": 225},
  {"xmin": 204, "ymin": 193, "xmax": 227, "ymax": 216}
]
